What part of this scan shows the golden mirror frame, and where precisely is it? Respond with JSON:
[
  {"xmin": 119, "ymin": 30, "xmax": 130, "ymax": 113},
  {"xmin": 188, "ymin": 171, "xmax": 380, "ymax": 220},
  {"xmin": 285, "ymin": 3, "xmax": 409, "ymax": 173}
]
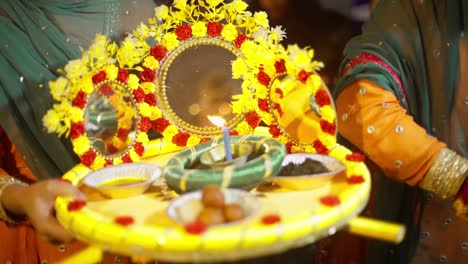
[{"xmin": 156, "ymin": 38, "xmax": 244, "ymax": 136}]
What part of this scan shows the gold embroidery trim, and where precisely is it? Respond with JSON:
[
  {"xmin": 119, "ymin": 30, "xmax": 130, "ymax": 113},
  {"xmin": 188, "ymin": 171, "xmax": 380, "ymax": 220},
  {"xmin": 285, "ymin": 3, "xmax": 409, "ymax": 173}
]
[
  {"xmin": 0, "ymin": 177, "xmax": 27, "ymax": 224},
  {"xmin": 419, "ymin": 148, "xmax": 468, "ymax": 199}
]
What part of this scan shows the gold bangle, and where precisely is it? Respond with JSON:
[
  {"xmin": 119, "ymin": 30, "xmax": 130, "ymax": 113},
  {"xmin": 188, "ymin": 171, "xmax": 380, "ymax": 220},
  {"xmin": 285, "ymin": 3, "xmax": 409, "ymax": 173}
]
[
  {"xmin": 0, "ymin": 177, "xmax": 27, "ymax": 224},
  {"xmin": 419, "ymin": 148, "xmax": 468, "ymax": 199}
]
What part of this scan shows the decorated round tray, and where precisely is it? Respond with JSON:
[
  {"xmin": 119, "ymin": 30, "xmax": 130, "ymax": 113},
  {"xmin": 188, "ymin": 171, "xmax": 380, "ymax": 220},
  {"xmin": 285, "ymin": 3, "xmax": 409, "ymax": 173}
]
[{"xmin": 54, "ymin": 142, "xmax": 380, "ymax": 263}]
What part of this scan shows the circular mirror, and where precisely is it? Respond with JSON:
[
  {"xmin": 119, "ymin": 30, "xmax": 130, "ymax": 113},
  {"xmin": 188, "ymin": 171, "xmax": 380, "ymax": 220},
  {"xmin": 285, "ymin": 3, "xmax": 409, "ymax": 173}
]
[
  {"xmin": 158, "ymin": 39, "xmax": 244, "ymax": 135},
  {"xmin": 84, "ymin": 82, "xmax": 138, "ymax": 158},
  {"xmin": 269, "ymin": 74, "xmax": 322, "ymax": 145}
]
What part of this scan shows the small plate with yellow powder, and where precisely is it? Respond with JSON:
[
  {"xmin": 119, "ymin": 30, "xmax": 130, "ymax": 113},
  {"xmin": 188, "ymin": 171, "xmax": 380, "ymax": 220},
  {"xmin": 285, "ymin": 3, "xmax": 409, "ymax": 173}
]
[{"xmin": 83, "ymin": 163, "xmax": 162, "ymax": 199}]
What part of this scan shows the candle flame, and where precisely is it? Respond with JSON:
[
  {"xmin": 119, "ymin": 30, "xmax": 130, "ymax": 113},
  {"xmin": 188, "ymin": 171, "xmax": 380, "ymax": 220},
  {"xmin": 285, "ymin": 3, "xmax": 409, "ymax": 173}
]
[{"xmin": 207, "ymin": 115, "xmax": 226, "ymax": 127}]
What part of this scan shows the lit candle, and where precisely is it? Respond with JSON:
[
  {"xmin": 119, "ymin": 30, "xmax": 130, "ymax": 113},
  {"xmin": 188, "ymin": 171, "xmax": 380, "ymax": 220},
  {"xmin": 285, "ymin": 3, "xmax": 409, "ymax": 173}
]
[{"xmin": 207, "ymin": 115, "xmax": 233, "ymax": 162}]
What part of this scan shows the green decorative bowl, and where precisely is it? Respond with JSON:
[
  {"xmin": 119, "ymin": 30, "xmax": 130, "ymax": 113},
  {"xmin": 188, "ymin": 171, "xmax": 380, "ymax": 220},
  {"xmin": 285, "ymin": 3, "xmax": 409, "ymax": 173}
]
[{"xmin": 164, "ymin": 135, "xmax": 286, "ymax": 193}]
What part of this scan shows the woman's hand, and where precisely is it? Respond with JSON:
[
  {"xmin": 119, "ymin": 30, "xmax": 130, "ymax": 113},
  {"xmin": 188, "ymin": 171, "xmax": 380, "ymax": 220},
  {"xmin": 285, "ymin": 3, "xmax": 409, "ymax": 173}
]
[{"xmin": 1, "ymin": 179, "xmax": 86, "ymax": 243}]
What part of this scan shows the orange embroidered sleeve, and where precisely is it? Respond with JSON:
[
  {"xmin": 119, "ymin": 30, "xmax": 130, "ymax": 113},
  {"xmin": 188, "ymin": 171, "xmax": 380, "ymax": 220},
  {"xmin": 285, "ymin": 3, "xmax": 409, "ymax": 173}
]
[{"xmin": 335, "ymin": 79, "xmax": 445, "ymax": 186}]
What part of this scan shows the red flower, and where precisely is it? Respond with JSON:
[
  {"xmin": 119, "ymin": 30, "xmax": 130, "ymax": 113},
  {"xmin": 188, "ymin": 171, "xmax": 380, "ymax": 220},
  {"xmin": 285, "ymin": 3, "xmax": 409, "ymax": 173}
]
[
  {"xmin": 313, "ymin": 140, "xmax": 329, "ymax": 155},
  {"xmin": 72, "ymin": 91, "xmax": 87, "ymax": 108},
  {"xmin": 133, "ymin": 142, "xmax": 145, "ymax": 156},
  {"xmin": 92, "ymin": 71, "xmax": 106, "ymax": 84},
  {"xmin": 274, "ymin": 59, "xmax": 286, "ymax": 73},
  {"xmin": 70, "ymin": 122, "xmax": 85, "ymax": 139},
  {"xmin": 122, "ymin": 154, "xmax": 133, "ymax": 163},
  {"xmin": 114, "ymin": 216, "xmax": 134, "ymax": 226},
  {"xmin": 245, "ymin": 111, "xmax": 261, "ymax": 128},
  {"xmin": 273, "ymin": 103, "xmax": 283, "ymax": 116},
  {"xmin": 107, "ymin": 144, "xmax": 118, "ymax": 154},
  {"xmin": 139, "ymin": 117, "xmax": 152, "ymax": 132},
  {"xmin": 257, "ymin": 98, "xmax": 269, "ymax": 112},
  {"xmin": 234, "ymin": 34, "xmax": 249, "ymax": 48},
  {"xmin": 347, "ymin": 175, "xmax": 365, "ymax": 184},
  {"xmin": 144, "ymin": 93, "xmax": 157, "ymax": 106},
  {"xmin": 285, "ymin": 141, "xmax": 293, "ymax": 153},
  {"xmin": 172, "ymin": 132, "xmax": 190, "ymax": 147},
  {"xmin": 275, "ymin": 88, "xmax": 284, "ymax": 99},
  {"xmin": 133, "ymin": 87, "xmax": 145, "ymax": 103},
  {"xmin": 105, "ymin": 159, "xmax": 113, "ymax": 166},
  {"xmin": 200, "ymin": 137, "xmax": 211, "ymax": 143},
  {"xmin": 140, "ymin": 67, "xmax": 156, "ymax": 82},
  {"xmin": 297, "ymin": 70, "xmax": 311, "ymax": 83},
  {"xmin": 152, "ymin": 118, "xmax": 170, "ymax": 133},
  {"xmin": 99, "ymin": 83, "xmax": 114, "ymax": 96},
  {"xmin": 184, "ymin": 220, "xmax": 207, "ymax": 235},
  {"xmin": 320, "ymin": 195, "xmax": 341, "ymax": 207},
  {"xmin": 117, "ymin": 68, "xmax": 129, "ymax": 83},
  {"xmin": 117, "ymin": 128, "xmax": 129, "ymax": 141},
  {"xmin": 229, "ymin": 130, "xmax": 239, "ymax": 136},
  {"xmin": 206, "ymin": 21, "xmax": 223, "ymax": 37},
  {"xmin": 268, "ymin": 124, "xmax": 281, "ymax": 138},
  {"xmin": 261, "ymin": 214, "xmax": 281, "ymax": 225},
  {"xmin": 315, "ymin": 89, "xmax": 331, "ymax": 107},
  {"xmin": 320, "ymin": 120, "xmax": 336, "ymax": 135},
  {"xmin": 150, "ymin": 44, "xmax": 167, "ymax": 61},
  {"xmin": 175, "ymin": 24, "xmax": 192, "ymax": 40},
  {"xmin": 346, "ymin": 152, "xmax": 366, "ymax": 162},
  {"xmin": 257, "ymin": 70, "xmax": 271, "ymax": 86},
  {"xmin": 67, "ymin": 200, "xmax": 87, "ymax": 211},
  {"xmin": 81, "ymin": 150, "xmax": 97, "ymax": 167}
]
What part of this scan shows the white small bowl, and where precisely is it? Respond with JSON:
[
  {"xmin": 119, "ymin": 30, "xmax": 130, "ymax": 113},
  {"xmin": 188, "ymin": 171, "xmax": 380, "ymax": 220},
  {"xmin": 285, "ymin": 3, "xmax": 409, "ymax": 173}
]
[
  {"xmin": 268, "ymin": 153, "xmax": 346, "ymax": 190},
  {"xmin": 82, "ymin": 163, "xmax": 162, "ymax": 199},
  {"xmin": 167, "ymin": 188, "xmax": 260, "ymax": 225}
]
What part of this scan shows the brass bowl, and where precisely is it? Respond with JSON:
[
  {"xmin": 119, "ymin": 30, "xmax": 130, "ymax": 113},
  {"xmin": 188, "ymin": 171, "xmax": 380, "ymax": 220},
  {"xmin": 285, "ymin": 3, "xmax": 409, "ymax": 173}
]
[
  {"xmin": 268, "ymin": 153, "xmax": 345, "ymax": 190},
  {"xmin": 166, "ymin": 188, "xmax": 260, "ymax": 226},
  {"xmin": 82, "ymin": 163, "xmax": 162, "ymax": 199}
]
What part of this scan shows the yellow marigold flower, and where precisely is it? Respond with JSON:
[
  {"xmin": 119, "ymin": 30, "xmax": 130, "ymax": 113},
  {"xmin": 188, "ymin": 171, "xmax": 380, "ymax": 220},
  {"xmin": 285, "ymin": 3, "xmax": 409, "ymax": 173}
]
[
  {"xmin": 49, "ymin": 77, "xmax": 69, "ymax": 101},
  {"xmin": 139, "ymin": 103, "xmax": 152, "ymax": 117},
  {"xmin": 320, "ymin": 105, "xmax": 335, "ymax": 123},
  {"xmin": 70, "ymin": 107, "xmax": 84, "ymax": 123},
  {"xmin": 137, "ymin": 132, "xmax": 149, "ymax": 145},
  {"xmin": 221, "ymin": 24, "xmax": 237, "ymax": 41},
  {"xmin": 107, "ymin": 42, "xmax": 118, "ymax": 56},
  {"xmin": 155, "ymin": 5, "xmax": 169, "ymax": 20},
  {"xmin": 304, "ymin": 145, "xmax": 315, "ymax": 153},
  {"xmin": 105, "ymin": 64, "xmax": 118, "ymax": 80},
  {"xmin": 134, "ymin": 22, "xmax": 150, "ymax": 39},
  {"xmin": 260, "ymin": 112, "xmax": 272, "ymax": 124},
  {"xmin": 192, "ymin": 21, "xmax": 207, "ymax": 38},
  {"xmin": 236, "ymin": 121, "xmax": 252, "ymax": 134},
  {"xmin": 232, "ymin": 58, "xmax": 247, "ymax": 79},
  {"xmin": 162, "ymin": 32, "xmax": 179, "ymax": 51},
  {"xmin": 162, "ymin": 124, "xmax": 178, "ymax": 138},
  {"xmin": 254, "ymin": 84, "xmax": 268, "ymax": 98},
  {"xmin": 77, "ymin": 76, "xmax": 94, "ymax": 94},
  {"xmin": 293, "ymin": 51, "xmax": 310, "ymax": 68},
  {"xmin": 113, "ymin": 157, "xmax": 123, "ymax": 165},
  {"xmin": 173, "ymin": 0, "xmax": 187, "ymax": 10},
  {"xmin": 72, "ymin": 136, "xmax": 90, "ymax": 155},
  {"xmin": 277, "ymin": 135, "xmax": 289, "ymax": 144},
  {"xmin": 42, "ymin": 109, "xmax": 60, "ymax": 133},
  {"xmin": 231, "ymin": 0, "xmax": 248, "ymax": 12},
  {"xmin": 329, "ymin": 146, "xmax": 351, "ymax": 161},
  {"xmin": 127, "ymin": 74, "xmax": 140, "ymax": 90},
  {"xmin": 187, "ymin": 135, "xmax": 201, "ymax": 146},
  {"xmin": 207, "ymin": 0, "xmax": 223, "ymax": 7},
  {"xmin": 140, "ymin": 82, "xmax": 155, "ymax": 94},
  {"xmin": 150, "ymin": 106, "xmax": 162, "ymax": 120},
  {"xmin": 231, "ymin": 100, "xmax": 246, "ymax": 114},
  {"xmin": 345, "ymin": 164, "xmax": 363, "ymax": 177},
  {"xmin": 307, "ymin": 74, "xmax": 322, "ymax": 94},
  {"xmin": 318, "ymin": 134, "xmax": 336, "ymax": 149},
  {"xmin": 129, "ymin": 149, "xmax": 140, "ymax": 161},
  {"xmin": 64, "ymin": 58, "xmax": 87, "ymax": 80},
  {"xmin": 253, "ymin": 11, "xmax": 269, "ymax": 28},
  {"xmin": 91, "ymin": 156, "xmax": 106, "ymax": 170},
  {"xmin": 143, "ymin": 56, "xmax": 160, "ymax": 70}
]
